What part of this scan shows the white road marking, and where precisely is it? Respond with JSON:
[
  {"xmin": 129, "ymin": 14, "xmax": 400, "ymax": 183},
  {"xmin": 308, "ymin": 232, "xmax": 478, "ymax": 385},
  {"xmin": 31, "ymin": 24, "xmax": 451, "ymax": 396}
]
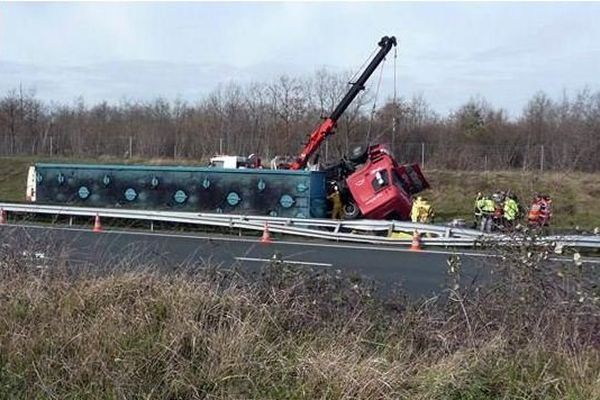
[{"xmin": 235, "ymin": 257, "xmax": 333, "ymax": 267}]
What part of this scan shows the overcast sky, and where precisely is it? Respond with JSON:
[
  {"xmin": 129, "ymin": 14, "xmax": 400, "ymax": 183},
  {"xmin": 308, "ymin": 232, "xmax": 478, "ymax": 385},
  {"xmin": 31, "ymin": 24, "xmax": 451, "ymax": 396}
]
[{"xmin": 1, "ymin": 2, "xmax": 599, "ymax": 117}]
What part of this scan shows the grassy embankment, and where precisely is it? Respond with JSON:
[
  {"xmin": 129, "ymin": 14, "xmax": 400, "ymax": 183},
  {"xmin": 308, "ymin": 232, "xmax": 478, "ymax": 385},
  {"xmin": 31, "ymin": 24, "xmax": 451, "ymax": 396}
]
[
  {"xmin": 0, "ymin": 236, "xmax": 598, "ymax": 399},
  {"xmin": 1, "ymin": 156, "xmax": 600, "ymax": 229}
]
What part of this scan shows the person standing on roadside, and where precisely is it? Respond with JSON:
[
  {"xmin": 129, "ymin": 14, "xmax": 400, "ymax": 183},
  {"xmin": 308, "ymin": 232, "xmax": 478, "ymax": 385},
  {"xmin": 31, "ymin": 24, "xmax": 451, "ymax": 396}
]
[
  {"xmin": 480, "ymin": 195, "xmax": 496, "ymax": 232},
  {"xmin": 411, "ymin": 196, "xmax": 423, "ymax": 223},
  {"xmin": 328, "ymin": 185, "xmax": 344, "ymax": 220},
  {"xmin": 503, "ymin": 194, "xmax": 519, "ymax": 229},
  {"xmin": 418, "ymin": 197, "xmax": 435, "ymax": 224},
  {"xmin": 474, "ymin": 192, "xmax": 485, "ymax": 226}
]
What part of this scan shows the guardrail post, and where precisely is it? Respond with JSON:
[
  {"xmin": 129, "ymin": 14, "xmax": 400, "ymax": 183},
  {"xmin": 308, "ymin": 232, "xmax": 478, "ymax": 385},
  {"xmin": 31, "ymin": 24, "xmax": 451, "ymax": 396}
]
[{"xmin": 150, "ymin": 221, "xmax": 154, "ymax": 232}]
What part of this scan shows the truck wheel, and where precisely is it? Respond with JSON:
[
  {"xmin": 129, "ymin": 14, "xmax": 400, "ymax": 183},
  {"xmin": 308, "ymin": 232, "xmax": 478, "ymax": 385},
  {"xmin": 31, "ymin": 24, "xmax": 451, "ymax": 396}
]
[
  {"xmin": 349, "ymin": 145, "xmax": 368, "ymax": 165},
  {"xmin": 343, "ymin": 202, "xmax": 360, "ymax": 219}
]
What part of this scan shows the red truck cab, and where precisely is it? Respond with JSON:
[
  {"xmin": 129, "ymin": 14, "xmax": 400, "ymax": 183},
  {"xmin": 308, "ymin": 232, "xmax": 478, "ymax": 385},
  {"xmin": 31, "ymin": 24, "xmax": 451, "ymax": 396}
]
[{"xmin": 346, "ymin": 145, "xmax": 429, "ymax": 220}]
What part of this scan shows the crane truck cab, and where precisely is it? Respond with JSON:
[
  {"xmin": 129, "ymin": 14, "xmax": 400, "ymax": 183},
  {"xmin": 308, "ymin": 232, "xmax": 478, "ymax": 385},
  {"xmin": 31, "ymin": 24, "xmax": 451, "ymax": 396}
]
[
  {"xmin": 209, "ymin": 155, "xmax": 249, "ymax": 169},
  {"xmin": 209, "ymin": 154, "xmax": 262, "ymax": 169}
]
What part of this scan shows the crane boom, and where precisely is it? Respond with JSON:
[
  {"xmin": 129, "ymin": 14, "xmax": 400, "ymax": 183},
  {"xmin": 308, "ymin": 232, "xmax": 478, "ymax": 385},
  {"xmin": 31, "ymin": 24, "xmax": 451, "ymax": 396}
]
[{"xmin": 290, "ymin": 35, "xmax": 397, "ymax": 170}]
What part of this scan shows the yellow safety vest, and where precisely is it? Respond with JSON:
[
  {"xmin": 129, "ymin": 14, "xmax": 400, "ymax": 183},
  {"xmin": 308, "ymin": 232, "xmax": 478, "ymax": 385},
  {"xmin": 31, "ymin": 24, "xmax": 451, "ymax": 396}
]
[
  {"xmin": 482, "ymin": 199, "xmax": 495, "ymax": 213},
  {"xmin": 504, "ymin": 199, "xmax": 518, "ymax": 220}
]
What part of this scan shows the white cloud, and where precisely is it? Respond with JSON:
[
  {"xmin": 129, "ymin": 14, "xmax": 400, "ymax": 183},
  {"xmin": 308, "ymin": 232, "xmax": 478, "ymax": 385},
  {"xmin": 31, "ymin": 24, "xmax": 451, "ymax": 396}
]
[{"xmin": 1, "ymin": 2, "xmax": 599, "ymax": 115}]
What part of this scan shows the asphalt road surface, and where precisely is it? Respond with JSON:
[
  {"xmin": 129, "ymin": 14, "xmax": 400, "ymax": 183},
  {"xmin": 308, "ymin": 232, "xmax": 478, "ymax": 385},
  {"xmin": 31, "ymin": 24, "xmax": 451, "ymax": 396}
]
[{"xmin": 0, "ymin": 223, "xmax": 504, "ymax": 296}]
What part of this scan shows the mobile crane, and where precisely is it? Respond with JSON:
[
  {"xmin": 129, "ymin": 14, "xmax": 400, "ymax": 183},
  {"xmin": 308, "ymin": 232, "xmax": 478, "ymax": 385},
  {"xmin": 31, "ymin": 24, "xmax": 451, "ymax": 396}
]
[{"xmin": 289, "ymin": 35, "xmax": 429, "ymax": 220}]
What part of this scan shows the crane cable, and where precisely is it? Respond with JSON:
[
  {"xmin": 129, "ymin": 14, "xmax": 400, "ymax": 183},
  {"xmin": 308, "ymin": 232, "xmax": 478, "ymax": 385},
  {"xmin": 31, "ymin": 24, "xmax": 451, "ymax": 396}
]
[
  {"xmin": 365, "ymin": 55, "xmax": 386, "ymax": 145},
  {"xmin": 393, "ymin": 44, "xmax": 398, "ymax": 105},
  {"xmin": 370, "ymin": 43, "xmax": 400, "ymax": 146},
  {"xmin": 348, "ymin": 45, "xmax": 379, "ymax": 86},
  {"xmin": 392, "ymin": 45, "xmax": 398, "ymax": 153},
  {"xmin": 322, "ymin": 43, "xmax": 379, "ymax": 158}
]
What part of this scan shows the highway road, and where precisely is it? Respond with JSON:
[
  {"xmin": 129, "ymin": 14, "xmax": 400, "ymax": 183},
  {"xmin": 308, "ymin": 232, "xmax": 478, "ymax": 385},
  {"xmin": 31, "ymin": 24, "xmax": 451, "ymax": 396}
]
[
  {"xmin": 4, "ymin": 224, "xmax": 597, "ymax": 296},
  {"xmin": 1, "ymin": 223, "xmax": 499, "ymax": 296}
]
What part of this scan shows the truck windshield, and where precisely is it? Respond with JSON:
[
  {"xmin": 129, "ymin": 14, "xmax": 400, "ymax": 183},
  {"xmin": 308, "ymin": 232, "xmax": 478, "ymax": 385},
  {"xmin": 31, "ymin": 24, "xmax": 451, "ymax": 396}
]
[{"xmin": 371, "ymin": 170, "xmax": 390, "ymax": 192}]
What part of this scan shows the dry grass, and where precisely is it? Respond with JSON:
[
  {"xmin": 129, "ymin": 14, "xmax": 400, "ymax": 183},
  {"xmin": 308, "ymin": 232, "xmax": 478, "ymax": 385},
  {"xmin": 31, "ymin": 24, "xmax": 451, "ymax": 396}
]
[{"xmin": 0, "ymin": 232, "xmax": 599, "ymax": 399}]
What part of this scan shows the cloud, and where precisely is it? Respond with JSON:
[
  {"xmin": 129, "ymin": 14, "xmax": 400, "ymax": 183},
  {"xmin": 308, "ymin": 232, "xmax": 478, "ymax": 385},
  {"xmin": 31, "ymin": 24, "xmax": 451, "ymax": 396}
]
[{"xmin": 1, "ymin": 2, "xmax": 600, "ymax": 116}]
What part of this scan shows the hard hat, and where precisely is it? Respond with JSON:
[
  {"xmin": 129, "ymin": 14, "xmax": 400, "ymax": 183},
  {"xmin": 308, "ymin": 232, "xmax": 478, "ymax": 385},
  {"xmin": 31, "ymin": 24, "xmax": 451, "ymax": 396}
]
[{"xmin": 416, "ymin": 196, "xmax": 422, "ymax": 201}]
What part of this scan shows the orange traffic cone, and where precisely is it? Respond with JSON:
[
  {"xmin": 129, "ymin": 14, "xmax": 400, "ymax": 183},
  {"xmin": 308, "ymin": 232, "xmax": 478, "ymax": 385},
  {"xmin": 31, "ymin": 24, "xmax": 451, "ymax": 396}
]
[
  {"xmin": 0, "ymin": 208, "xmax": 6, "ymax": 225},
  {"xmin": 409, "ymin": 230, "xmax": 422, "ymax": 251},
  {"xmin": 261, "ymin": 222, "xmax": 272, "ymax": 244},
  {"xmin": 93, "ymin": 213, "xmax": 103, "ymax": 233}
]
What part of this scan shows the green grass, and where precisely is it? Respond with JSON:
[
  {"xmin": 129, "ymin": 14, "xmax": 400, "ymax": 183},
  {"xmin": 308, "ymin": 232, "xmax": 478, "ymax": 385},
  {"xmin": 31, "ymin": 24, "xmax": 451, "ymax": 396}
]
[
  {"xmin": 0, "ymin": 157, "xmax": 32, "ymax": 204},
  {"xmin": 2, "ymin": 156, "xmax": 600, "ymax": 229}
]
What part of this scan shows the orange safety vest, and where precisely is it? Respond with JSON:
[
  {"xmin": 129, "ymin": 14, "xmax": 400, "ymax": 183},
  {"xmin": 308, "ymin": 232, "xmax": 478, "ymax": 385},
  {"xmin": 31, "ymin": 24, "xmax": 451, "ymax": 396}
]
[{"xmin": 528, "ymin": 203, "xmax": 541, "ymax": 221}]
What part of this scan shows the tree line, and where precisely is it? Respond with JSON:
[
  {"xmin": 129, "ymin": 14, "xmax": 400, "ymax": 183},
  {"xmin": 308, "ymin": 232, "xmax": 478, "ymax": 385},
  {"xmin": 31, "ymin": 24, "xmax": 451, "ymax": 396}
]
[{"xmin": 1, "ymin": 70, "xmax": 599, "ymax": 171}]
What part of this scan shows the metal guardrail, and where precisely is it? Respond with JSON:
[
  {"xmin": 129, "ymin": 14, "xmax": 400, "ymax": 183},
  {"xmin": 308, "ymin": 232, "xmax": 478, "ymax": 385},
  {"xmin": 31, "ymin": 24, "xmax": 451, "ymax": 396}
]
[{"xmin": 1, "ymin": 202, "xmax": 599, "ymax": 249}]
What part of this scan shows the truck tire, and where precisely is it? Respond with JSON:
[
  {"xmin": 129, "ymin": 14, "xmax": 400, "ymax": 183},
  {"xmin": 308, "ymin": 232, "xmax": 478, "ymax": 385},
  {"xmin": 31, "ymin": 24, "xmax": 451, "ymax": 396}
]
[
  {"xmin": 343, "ymin": 201, "xmax": 361, "ymax": 219},
  {"xmin": 349, "ymin": 145, "xmax": 368, "ymax": 165}
]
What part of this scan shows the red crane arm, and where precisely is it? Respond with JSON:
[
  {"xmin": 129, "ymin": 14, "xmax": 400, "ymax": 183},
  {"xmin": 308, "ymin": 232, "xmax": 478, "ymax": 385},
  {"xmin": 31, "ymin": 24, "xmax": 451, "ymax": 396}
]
[
  {"xmin": 288, "ymin": 36, "xmax": 396, "ymax": 171},
  {"xmin": 289, "ymin": 118, "xmax": 335, "ymax": 170}
]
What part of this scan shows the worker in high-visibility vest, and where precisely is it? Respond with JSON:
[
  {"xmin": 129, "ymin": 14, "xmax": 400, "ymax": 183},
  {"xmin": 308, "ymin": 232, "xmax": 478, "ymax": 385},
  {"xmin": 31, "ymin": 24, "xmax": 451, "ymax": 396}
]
[
  {"xmin": 539, "ymin": 195, "xmax": 553, "ymax": 227},
  {"xmin": 480, "ymin": 195, "xmax": 496, "ymax": 232},
  {"xmin": 328, "ymin": 185, "xmax": 344, "ymax": 220},
  {"xmin": 528, "ymin": 194, "xmax": 543, "ymax": 228},
  {"xmin": 411, "ymin": 196, "xmax": 423, "ymax": 223},
  {"xmin": 503, "ymin": 194, "xmax": 519, "ymax": 229},
  {"xmin": 417, "ymin": 197, "xmax": 435, "ymax": 224},
  {"xmin": 474, "ymin": 192, "xmax": 485, "ymax": 225}
]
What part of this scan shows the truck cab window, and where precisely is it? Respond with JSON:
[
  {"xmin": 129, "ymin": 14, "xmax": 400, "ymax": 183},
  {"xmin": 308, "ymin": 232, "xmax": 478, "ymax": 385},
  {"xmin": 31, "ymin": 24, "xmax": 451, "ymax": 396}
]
[{"xmin": 371, "ymin": 170, "xmax": 389, "ymax": 192}]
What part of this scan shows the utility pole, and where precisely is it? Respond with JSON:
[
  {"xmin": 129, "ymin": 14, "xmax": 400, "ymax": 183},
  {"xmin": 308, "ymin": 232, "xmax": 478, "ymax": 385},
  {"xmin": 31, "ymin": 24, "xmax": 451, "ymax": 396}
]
[{"xmin": 129, "ymin": 136, "xmax": 133, "ymax": 159}]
